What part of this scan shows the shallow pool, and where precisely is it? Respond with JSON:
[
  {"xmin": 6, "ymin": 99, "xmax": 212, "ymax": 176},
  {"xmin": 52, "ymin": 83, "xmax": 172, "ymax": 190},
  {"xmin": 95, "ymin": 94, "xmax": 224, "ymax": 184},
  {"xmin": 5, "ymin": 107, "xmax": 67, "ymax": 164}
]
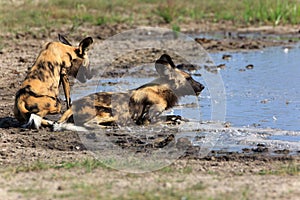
[{"xmin": 206, "ymin": 44, "xmax": 300, "ymax": 131}]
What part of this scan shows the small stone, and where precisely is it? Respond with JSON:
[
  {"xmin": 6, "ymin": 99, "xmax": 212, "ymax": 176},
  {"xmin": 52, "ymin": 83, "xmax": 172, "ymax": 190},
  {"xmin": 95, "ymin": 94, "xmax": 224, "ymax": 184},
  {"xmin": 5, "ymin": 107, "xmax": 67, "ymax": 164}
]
[
  {"xmin": 260, "ymin": 99, "xmax": 269, "ymax": 104},
  {"xmin": 245, "ymin": 64, "xmax": 254, "ymax": 69},
  {"xmin": 163, "ymin": 182, "xmax": 172, "ymax": 188},
  {"xmin": 274, "ymin": 149, "xmax": 289, "ymax": 154},
  {"xmin": 223, "ymin": 122, "xmax": 231, "ymax": 128},
  {"xmin": 242, "ymin": 148, "xmax": 251, "ymax": 153},
  {"xmin": 217, "ymin": 64, "xmax": 226, "ymax": 69},
  {"xmin": 222, "ymin": 54, "xmax": 232, "ymax": 60},
  {"xmin": 18, "ymin": 57, "xmax": 27, "ymax": 63}
]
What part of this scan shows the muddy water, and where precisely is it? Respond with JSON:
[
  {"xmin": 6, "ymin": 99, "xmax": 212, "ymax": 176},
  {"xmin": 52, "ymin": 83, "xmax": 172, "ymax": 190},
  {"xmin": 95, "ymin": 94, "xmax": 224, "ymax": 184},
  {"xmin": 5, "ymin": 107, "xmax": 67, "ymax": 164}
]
[
  {"xmin": 209, "ymin": 44, "xmax": 300, "ymax": 131},
  {"xmin": 71, "ymin": 43, "xmax": 300, "ymax": 155}
]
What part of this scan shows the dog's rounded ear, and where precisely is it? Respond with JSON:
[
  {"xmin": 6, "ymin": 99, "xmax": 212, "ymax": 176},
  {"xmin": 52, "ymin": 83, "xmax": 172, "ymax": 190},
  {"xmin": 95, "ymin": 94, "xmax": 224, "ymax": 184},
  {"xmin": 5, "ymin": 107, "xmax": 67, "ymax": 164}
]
[
  {"xmin": 155, "ymin": 54, "xmax": 176, "ymax": 76},
  {"xmin": 79, "ymin": 37, "xmax": 93, "ymax": 55},
  {"xmin": 58, "ymin": 34, "xmax": 72, "ymax": 46}
]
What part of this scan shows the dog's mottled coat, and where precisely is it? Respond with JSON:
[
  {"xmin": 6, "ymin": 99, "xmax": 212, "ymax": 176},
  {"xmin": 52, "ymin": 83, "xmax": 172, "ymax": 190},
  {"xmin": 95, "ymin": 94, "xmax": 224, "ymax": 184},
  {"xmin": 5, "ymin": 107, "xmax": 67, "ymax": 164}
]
[
  {"xmin": 55, "ymin": 54, "xmax": 204, "ymax": 130},
  {"xmin": 14, "ymin": 34, "xmax": 93, "ymax": 129}
]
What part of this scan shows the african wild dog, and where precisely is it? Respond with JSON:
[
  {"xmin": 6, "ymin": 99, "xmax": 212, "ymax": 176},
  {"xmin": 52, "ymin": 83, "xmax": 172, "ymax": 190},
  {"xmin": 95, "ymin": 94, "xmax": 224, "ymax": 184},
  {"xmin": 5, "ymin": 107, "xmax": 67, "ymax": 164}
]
[
  {"xmin": 54, "ymin": 54, "xmax": 204, "ymax": 131},
  {"xmin": 14, "ymin": 34, "xmax": 93, "ymax": 129}
]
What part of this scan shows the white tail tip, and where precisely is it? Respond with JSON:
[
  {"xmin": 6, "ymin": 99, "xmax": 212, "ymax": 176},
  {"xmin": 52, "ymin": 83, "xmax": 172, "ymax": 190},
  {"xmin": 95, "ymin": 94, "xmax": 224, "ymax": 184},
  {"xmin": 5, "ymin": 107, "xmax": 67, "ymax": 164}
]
[{"xmin": 22, "ymin": 113, "xmax": 42, "ymax": 129}]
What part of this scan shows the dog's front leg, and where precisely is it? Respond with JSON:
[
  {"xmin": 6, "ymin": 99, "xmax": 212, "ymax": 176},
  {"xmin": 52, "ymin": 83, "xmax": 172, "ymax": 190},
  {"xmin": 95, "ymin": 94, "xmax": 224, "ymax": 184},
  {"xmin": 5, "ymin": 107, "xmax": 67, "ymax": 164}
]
[
  {"xmin": 61, "ymin": 74, "xmax": 71, "ymax": 109},
  {"xmin": 57, "ymin": 107, "xmax": 73, "ymax": 124}
]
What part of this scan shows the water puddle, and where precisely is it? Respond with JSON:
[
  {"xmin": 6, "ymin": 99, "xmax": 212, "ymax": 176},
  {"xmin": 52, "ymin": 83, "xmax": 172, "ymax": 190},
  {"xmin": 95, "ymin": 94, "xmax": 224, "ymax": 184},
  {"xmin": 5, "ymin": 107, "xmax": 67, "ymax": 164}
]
[
  {"xmin": 70, "ymin": 42, "xmax": 300, "ymax": 155},
  {"xmin": 208, "ymin": 44, "xmax": 300, "ymax": 131}
]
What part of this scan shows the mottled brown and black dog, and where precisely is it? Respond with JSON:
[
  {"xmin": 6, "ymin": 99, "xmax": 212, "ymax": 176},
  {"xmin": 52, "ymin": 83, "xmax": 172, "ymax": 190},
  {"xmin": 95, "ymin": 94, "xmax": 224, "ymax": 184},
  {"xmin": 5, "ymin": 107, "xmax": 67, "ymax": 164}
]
[
  {"xmin": 54, "ymin": 54, "xmax": 204, "ymax": 131},
  {"xmin": 14, "ymin": 34, "xmax": 93, "ymax": 129}
]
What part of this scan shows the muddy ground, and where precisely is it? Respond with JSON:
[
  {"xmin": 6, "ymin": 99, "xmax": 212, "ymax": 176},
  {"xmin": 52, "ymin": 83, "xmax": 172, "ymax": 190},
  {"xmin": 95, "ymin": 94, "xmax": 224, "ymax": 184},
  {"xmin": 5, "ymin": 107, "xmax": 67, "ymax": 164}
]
[{"xmin": 0, "ymin": 23, "xmax": 300, "ymax": 199}]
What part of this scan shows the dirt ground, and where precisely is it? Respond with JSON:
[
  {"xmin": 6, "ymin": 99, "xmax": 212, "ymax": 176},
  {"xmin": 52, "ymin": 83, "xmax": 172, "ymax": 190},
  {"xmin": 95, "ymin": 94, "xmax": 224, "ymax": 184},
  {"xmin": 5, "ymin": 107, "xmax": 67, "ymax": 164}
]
[{"xmin": 0, "ymin": 23, "xmax": 300, "ymax": 199}]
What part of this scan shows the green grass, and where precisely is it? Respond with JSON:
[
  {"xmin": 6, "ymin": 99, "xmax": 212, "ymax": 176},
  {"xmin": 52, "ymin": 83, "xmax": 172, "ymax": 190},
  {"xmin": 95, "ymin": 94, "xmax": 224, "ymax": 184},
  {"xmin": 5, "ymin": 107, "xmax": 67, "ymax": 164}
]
[
  {"xmin": 243, "ymin": 0, "xmax": 300, "ymax": 25},
  {"xmin": 212, "ymin": 186, "xmax": 251, "ymax": 200},
  {"xmin": 160, "ymin": 164, "xmax": 193, "ymax": 174},
  {"xmin": 258, "ymin": 162, "xmax": 300, "ymax": 175},
  {"xmin": 0, "ymin": 0, "xmax": 300, "ymax": 34},
  {"xmin": 53, "ymin": 159, "xmax": 109, "ymax": 172},
  {"xmin": 189, "ymin": 181, "xmax": 206, "ymax": 191},
  {"xmin": 4, "ymin": 159, "xmax": 299, "ymax": 200},
  {"xmin": 69, "ymin": 182, "xmax": 104, "ymax": 199},
  {"xmin": 3, "ymin": 159, "xmax": 108, "ymax": 174}
]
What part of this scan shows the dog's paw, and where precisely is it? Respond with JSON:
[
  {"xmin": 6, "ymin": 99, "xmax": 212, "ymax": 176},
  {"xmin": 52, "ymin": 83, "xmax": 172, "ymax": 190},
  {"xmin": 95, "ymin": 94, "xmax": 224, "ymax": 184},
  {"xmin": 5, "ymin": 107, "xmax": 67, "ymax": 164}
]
[
  {"xmin": 22, "ymin": 114, "xmax": 42, "ymax": 129},
  {"xmin": 164, "ymin": 115, "xmax": 189, "ymax": 125},
  {"xmin": 52, "ymin": 122, "xmax": 61, "ymax": 132}
]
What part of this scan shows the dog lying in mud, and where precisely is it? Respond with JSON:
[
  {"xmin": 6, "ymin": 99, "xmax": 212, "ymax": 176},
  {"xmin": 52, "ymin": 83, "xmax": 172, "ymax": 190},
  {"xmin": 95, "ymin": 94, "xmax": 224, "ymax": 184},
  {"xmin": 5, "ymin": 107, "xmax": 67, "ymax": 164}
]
[
  {"xmin": 54, "ymin": 54, "xmax": 204, "ymax": 131},
  {"xmin": 14, "ymin": 34, "xmax": 93, "ymax": 129}
]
